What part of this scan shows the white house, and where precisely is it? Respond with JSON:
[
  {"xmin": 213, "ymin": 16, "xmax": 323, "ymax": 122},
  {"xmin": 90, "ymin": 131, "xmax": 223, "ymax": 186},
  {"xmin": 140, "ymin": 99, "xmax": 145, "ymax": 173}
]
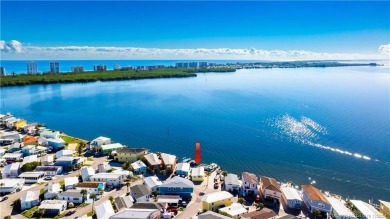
[
  {"xmin": 2, "ymin": 162, "xmax": 21, "ymax": 178},
  {"xmin": 131, "ymin": 160, "xmax": 147, "ymax": 175},
  {"xmin": 21, "ymin": 190, "xmax": 40, "ymax": 210},
  {"xmin": 224, "ymin": 174, "xmax": 240, "ymax": 194},
  {"xmin": 175, "ymin": 162, "xmax": 190, "ymax": 176},
  {"xmin": 56, "ymin": 149, "xmax": 75, "ymax": 158},
  {"xmin": 64, "ymin": 177, "xmax": 79, "ymax": 190},
  {"xmin": 38, "ymin": 200, "xmax": 67, "ymax": 215},
  {"xmin": 0, "ymin": 178, "xmax": 25, "ymax": 194},
  {"xmin": 90, "ymin": 136, "xmax": 111, "ymax": 150},
  {"xmin": 350, "ymin": 200, "xmax": 385, "ymax": 219},
  {"xmin": 22, "ymin": 155, "xmax": 38, "ymax": 166},
  {"xmin": 281, "ymin": 185, "xmax": 303, "ymax": 209},
  {"xmin": 143, "ymin": 176, "xmax": 162, "ymax": 192},
  {"xmin": 58, "ymin": 189, "xmax": 84, "ymax": 204},
  {"xmin": 75, "ymin": 182, "xmax": 106, "ymax": 195},
  {"xmin": 326, "ymin": 196, "xmax": 356, "ymax": 219},
  {"xmin": 95, "ymin": 200, "xmax": 115, "ymax": 219},
  {"xmin": 34, "ymin": 166, "xmax": 63, "ymax": 176},
  {"xmin": 19, "ymin": 171, "xmax": 45, "ymax": 183},
  {"xmin": 44, "ymin": 182, "xmax": 62, "ymax": 199},
  {"xmin": 97, "ymin": 163, "xmax": 111, "ymax": 173},
  {"xmin": 241, "ymin": 172, "xmax": 258, "ymax": 197},
  {"xmin": 219, "ymin": 203, "xmax": 248, "ymax": 218},
  {"xmin": 90, "ymin": 173, "xmax": 126, "ymax": 187},
  {"xmin": 80, "ymin": 166, "xmax": 95, "ymax": 182},
  {"xmin": 130, "ymin": 184, "xmax": 151, "ymax": 202},
  {"xmin": 40, "ymin": 129, "xmax": 60, "ymax": 139},
  {"xmin": 2, "ymin": 153, "xmax": 23, "ymax": 162},
  {"xmin": 191, "ymin": 167, "xmax": 205, "ymax": 182}
]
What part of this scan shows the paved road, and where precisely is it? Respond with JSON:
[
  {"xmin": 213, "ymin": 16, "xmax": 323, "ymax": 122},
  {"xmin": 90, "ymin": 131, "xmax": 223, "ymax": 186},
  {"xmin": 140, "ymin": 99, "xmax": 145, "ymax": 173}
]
[{"xmin": 0, "ymin": 156, "xmax": 108, "ymax": 219}]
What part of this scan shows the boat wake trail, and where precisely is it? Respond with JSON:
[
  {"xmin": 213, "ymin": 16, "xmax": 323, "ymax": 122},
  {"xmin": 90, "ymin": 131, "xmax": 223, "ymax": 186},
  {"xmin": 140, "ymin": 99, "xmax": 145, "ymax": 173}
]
[{"xmin": 273, "ymin": 114, "xmax": 389, "ymax": 165}]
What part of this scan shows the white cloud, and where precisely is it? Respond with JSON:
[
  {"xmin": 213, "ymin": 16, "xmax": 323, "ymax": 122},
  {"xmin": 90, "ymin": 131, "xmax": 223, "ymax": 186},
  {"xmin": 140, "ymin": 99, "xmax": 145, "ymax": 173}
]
[{"xmin": 0, "ymin": 40, "xmax": 389, "ymax": 60}]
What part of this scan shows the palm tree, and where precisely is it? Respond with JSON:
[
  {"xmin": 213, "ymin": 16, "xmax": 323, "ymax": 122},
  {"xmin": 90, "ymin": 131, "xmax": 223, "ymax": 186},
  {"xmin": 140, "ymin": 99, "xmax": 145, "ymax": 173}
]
[
  {"xmin": 254, "ymin": 202, "xmax": 263, "ymax": 210},
  {"xmin": 80, "ymin": 189, "xmax": 88, "ymax": 202},
  {"xmin": 90, "ymin": 194, "xmax": 97, "ymax": 215},
  {"xmin": 222, "ymin": 171, "xmax": 228, "ymax": 177},
  {"xmin": 205, "ymin": 171, "xmax": 211, "ymax": 188},
  {"xmin": 312, "ymin": 209, "xmax": 321, "ymax": 219},
  {"xmin": 99, "ymin": 189, "xmax": 104, "ymax": 197},
  {"xmin": 35, "ymin": 209, "xmax": 45, "ymax": 219},
  {"xmin": 238, "ymin": 197, "xmax": 245, "ymax": 205},
  {"xmin": 125, "ymin": 181, "xmax": 131, "ymax": 194},
  {"xmin": 141, "ymin": 171, "xmax": 146, "ymax": 182},
  {"xmin": 160, "ymin": 170, "xmax": 166, "ymax": 176}
]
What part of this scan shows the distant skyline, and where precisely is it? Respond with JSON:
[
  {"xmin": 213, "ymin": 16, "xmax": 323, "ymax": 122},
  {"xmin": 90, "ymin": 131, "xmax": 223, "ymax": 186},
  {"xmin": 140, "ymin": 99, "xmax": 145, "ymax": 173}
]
[{"xmin": 1, "ymin": 1, "xmax": 389, "ymax": 60}]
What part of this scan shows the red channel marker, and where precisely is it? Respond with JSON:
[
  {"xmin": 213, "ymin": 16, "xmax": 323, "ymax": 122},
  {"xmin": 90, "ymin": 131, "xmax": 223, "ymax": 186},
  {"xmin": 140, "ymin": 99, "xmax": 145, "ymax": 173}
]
[{"xmin": 194, "ymin": 142, "xmax": 202, "ymax": 164}]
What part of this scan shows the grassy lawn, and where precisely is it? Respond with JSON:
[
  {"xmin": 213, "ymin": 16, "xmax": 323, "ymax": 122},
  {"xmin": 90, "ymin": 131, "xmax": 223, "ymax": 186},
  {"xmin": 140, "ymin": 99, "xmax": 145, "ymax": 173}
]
[
  {"xmin": 62, "ymin": 135, "xmax": 87, "ymax": 145},
  {"xmin": 87, "ymin": 157, "xmax": 94, "ymax": 161},
  {"xmin": 87, "ymin": 211, "xmax": 95, "ymax": 217},
  {"xmin": 79, "ymin": 203, "xmax": 90, "ymax": 207},
  {"xmin": 22, "ymin": 207, "xmax": 65, "ymax": 219}
]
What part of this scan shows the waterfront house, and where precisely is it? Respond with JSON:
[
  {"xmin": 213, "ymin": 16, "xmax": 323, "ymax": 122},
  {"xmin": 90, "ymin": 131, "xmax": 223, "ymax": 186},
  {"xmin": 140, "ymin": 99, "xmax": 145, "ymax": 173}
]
[
  {"xmin": 90, "ymin": 136, "xmax": 111, "ymax": 150},
  {"xmin": 34, "ymin": 166, "xmax": 63, "ymax": 176},
  {"xmin": 114, "ymin": 147, "xmax": 148, "ymax": 163},
  {"xmin": 0, "ymin": 178, "xmax": 24, "ymax": 194},
  {"xmin": 2, "ymin": 153, "xmax": 23, "ymax": 163},
  {"xmin": 219, "ymin": 203, "xmax": 247, "ymax": 218},
  {"xmin": 175, "ymin": 162, "xmax": 190, "ymax": 176},
  {"xmin": 90, "ymin": 173, "xmax": 127, "ymax": 187},
  {"xmin": 21, "ymin": 190, "xmax": 40, "ymax": 210},
  {"xmin": 99, "ymin": 143, "xmax": 125, "ymax": 155},
  {"xmin": 350, "ymin": 200, "xmax": 385, "ymax": 219},
  {"xmin": 14, "ymin": 119, "xmax": 27, "ymax": 130},
  {"xmin": 56, "ymin": 149, "xmax": 75, "ymax": 158},
  {"xmin": 2, "ymin": 162, "xmax": 21, "ymax": 178},
  {"xmin": 38, "ymin": 200, "xmax": 67, "ymax": 215},
  {"xmin": 259, "ymin": 176, "xmax": 282, "ymax": 205},
  {"xmin": 44, "ymin": 137, "xmax": 66, "ymax": 151},
  {"xmin": 301, "ymin": 185, "xmax": 331, "ymax": 214},
  {"xmin": 198, "ymin": 211, "xmax": 232, "ymax": 219},
  {"xmin": 75, "ymin": 182, "xmax": 105, "ymax": 195},
  {"xmin": 159, "ymin": 176, "xmax": 194, "ymax": 198},
  {"xmin": 58, "ymin": 189, "xmax": 84, "ymax": 204},
  {"xmin": 55, "ymin": 156, "xmax": 82, "ymax": 170},
  {"xmin": 379, "ymin": 200, "xmax": 390, "ymax": 219},
  {"xmin": 23, "ymin": 136, "xmax": 38, "ymax": 146},
  {"xmin": 98, "ymin": 163, "xmax": 111, "ymax": 173},
  {"xmin": 18, "ymin": 171, "xmax": 45, "ymax": 183},
  {"xmin": 6, "ymin": 143, "xmax": 23, "ymax": 153},
  {"xmin": 1, "ymin": 131, "xmax": 24, "ymax": 143},
  {"xmin": 143, "ymin": 153, "xmax": 161, "ymax": 171},
  {"xmin": 242, "ymin": 208, "xmax": 277, "ymax": 219},
  {"xmin": 224, "ymin": 174, "xmax": 240, "ymax": 194},
  {"xmin": 202, "ymin": 191, "xmax": 233, "ymax": 211},
  {"xmin": 4, "ymin": 117, "xmax": 18, "ymax": 129},
  {"xmin": 95, "ymin": 200, "xmax": 116, "ymax": 219},
  {"xmin": 42, "ymin": 154, "xmax": 54, "ymax": 166},
  {"xmin": 40, "ymin": 129, "xmax": 60, "ymax": 139},
  {"xmin": 109, "ymin": 208, "xmax": 161, "ymax": 219},
  {"xmin": 160, "ymin": 153, "xmax": 176, "ymax": 172},
  {"xmin": 131, "ymin": 184, "xmax": 151, "ymax": 202},
  {"xmin": 64, "ymin": 176, "xmax": 79, "ymax": 190},
  {"xmin": 80, "ymin": 166, "xmax": 95, "ymax": 181},
  {"xmin": 21, "ymin": 145, "xmax": 37, "ymax": 156},
  {"xmin": 326, "ymin": 196, "xmax": 356, "ymax": 219},
  {"xmin": 280, "ymin": 185, "xmax": 303, "ymax": 210},
  {"xmin": 114, "ymin": 195, "xmax": 134, "ymax": 210},
  {"xmin": 191, "ymin": 167, "xmax": 204, "ymax": 182},
  {"xmin": 143, "ymin": 176, "xmax": 162, "ymax": 192},
  {"xmin": 44, "ymin": 182, "xmax": 62, "ymax": 199},
  {"xmin": 131, "ymin": 160, "xmax": 147, "ymax": 175},
  {"xmin": 241, "ymin": 172, "xmax": 258, "ymax": 197},
  {"xmin": 23, "ymin": 123, "xmax": 39, "ymax": 136},
  {"xmin": 36, "ymin": 146, "xmax": 48, "ymax": 155}
]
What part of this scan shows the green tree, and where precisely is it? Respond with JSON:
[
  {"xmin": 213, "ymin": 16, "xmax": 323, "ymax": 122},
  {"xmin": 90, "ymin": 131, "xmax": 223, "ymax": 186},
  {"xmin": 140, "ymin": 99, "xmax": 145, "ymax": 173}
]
[
  {"xmin": 21, "ymin": 161, "xmax": 40, "ymax": 172},
  {"xmin": 222, "ymin": 171, "xmax": 228, "ymax": 177},
  {"xmin": 90, "ymin": 194, "xmax": 97, "ymax": 215},
  {"xmin": 3, "ymin": 216, "xmax": 11, "ymax": 219},
  {"xmin": 34, "ymin": 209, "xmax": 45, "ymax": 219},
  {"xmin": 80, "ymin": 189, "xmax": 88, "ymax": 202},
  {"xmin": 254, "ymin": 202, "xmax": 264, "ymax": 210},
  {"xmin": 160, "ymin": 170, "xmax": 167, "ymax": 176},
  {"xmin": 77, "ymin": 145, "xmax": 83, "ymax": 156},
  {"xmin": 122, "ymin": 161, "xmax": 130, "ymax": 170},
  {"xmin": 312, "ymin": 209, "xmax": 321, "ymax": 219},
  {"xmin": 238, "ymin": 197, "xmax": 245, "ymax": 205}
]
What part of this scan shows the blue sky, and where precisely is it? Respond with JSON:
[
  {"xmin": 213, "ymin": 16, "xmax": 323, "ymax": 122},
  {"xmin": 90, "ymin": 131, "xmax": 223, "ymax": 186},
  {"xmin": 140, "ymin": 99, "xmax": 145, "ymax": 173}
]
[{"xmin": 1, "ymin": 1, "xmax": 389, "ymax": 60}]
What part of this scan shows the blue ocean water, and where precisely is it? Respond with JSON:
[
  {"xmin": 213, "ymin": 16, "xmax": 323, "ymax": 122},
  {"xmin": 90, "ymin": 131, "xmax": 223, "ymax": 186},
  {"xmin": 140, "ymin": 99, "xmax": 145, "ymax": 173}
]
[{"xmin": 1, "ymin": 65, "xmax": 389, "ymax": 202}]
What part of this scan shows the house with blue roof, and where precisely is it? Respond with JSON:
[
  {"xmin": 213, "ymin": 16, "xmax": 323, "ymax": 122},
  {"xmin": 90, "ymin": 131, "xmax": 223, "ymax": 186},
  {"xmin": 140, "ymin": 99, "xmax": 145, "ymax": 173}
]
[{"xmin": 159, "ymin": 176, "xmax": 194, "ymax": 199}]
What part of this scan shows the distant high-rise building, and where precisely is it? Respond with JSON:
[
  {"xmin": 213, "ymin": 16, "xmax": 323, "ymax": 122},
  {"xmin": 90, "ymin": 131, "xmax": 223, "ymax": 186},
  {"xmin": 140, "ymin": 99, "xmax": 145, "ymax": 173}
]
[
  {"xmin": 175, "ymin": 63, "xmax": 183, "ymax": 68},
  {"xmin": 71, "ymin": 66, "xmax": 84, "ymax": 73},
  {"xmin": 0, "ymin": 67, "xmax": 6, "ymax": 75},
  {"xmin": 49, "ymin": 61, "xmax": 60, "ymax": 73},
  {"xmin": 94, "ymin": 65, "xmax": 106, "ymax": 71},
  {"xmin": 198, "ymin": 62, "xmax": 208, "ymax": 67},
  {"xmin": 183, "ymin": 63, "xmax": 189, "ymax": 68},
  {"xmin": 27, "ymin": 61, "xmax": 38, "ymax": 74},
  {"xmin": 113, "ymin": 64, "xmax": 121, "ymax": 70},
  {"xmin": 189, "ymin": 62, "xmax": 197, "ymax": 68}
]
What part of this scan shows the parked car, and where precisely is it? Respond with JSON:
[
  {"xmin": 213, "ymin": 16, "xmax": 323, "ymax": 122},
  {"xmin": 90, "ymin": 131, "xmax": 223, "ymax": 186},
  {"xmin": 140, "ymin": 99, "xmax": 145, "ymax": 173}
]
[
  {"xmin": 66, "ymin": 210, "xmax": 76, "ymax": 216},
  {"xmin": 0, "ymin": 196, "xmax": 8, "ymax": 202},
  {"xmin": 181, "ymin": 201, "xmax": 187, "ymax": 208},
  {"xmin": 44, "ymin": 176, "xmax": 52, "ymax": 180}
]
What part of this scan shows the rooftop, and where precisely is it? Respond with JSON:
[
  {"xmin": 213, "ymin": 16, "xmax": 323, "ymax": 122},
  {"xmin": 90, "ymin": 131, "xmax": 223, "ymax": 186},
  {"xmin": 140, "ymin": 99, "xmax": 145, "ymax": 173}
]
[
  {"xmin": 242, "ymin": 172, "xmax": 258, "ymax": 184},
  {"xmin": 95, "ymin": 200, "xmax": 116, "ymax": 219},
  {"xmin": 301, "ymin": 185, "xmax": 330, "ymax": 204},
  {"xmin": 19, "ymin": 171, "xmax": 45, "ymax": 178},
  {"xmin": 100, "ymin": 143, "xmax": 124, "ymax": 150},
  {"xmin": 260, "ymin": 176, "xmax": 281, "ymax": 193},
  {"xmin": 225, "ymin": 174, "xmax": 240, "ymax": 185},
  {"xmin": 0, "ymin": 178, "xmax": 25, "ymax": 188},
  {"xmin": 131, "ymin": 160, "xmax": 146, "ymax": 169},
  {"xmin": 350, "ymin": 200, "xmax": 385, "ymax": 219},
  {"xmin": 143, "ymin": 176, "xmax": 162, "ymax": 189},
  {"xmin": 131, "ymin": 184, "xmax": 151, "ymax": 198},
  {"xmin": 242, "ymin": 208, "xmax": 277, "ymax": 219},
  {"xmin": 21, "ymin": 190, "xmax": 40, "ymax": 202},
  {"xmin": 64, "ymin": 177, "xmax": 79, "ymax": 186},
  {"xmin": 76, "ymin": 182, "xmax": 104, "ymax": 188},
  {"xmin": 117, "ymin": 147, "xmax": 148, "ymax": 154},
  {"xmin": 219, "ymin": 203, "xmax": 247, "ymax": 216},
  {"xmin": 201, "ymin": 191, "xmax": 233, "ymax": 203},
  {"xmin": 90, "ymin": 173, "xmax": 125, "ymax": 179},
  {"xmin": 160, "ymin": 153, "xmax": 176, "ymax": 165},
  {"xmin": 280, "ymin": 186, "xmax": 302, "ymax": 201},
  {"xmin": 176, "ymin": 163, "xmax": 190, "ymax": 172},
  {"xmin": 143, "ymin": 153, "xmax": 161, "ymax": 166},
  {"xmin": 39, "ymin": 200, "xmax": 67, "ymax": 210},
  {"xmin": 199, "ymin": 211, "xmax": 231, "ymax": 219},
  {"xmin": 326, "ymin": 196, "xmax": 355, "ymax": 218},
  {"xmin": 191, "ymin": 167, "xmax": 204, "ymax": 176},
  {"xmin": 59, "ymin": 189, "xmax": 83, "ymax": 198},
  {"xmin": 160, "ymin": 176, "xmax": 194, "ymax": 188},
  {"xmin": 130, "ymin": 202, "xmax": 165, "ymax": 210},
  {"xmin": 157, "ymin": 195, "xmax": 180, "ymax": 204},
  {"xmin": 110, "ymin": 209, "xmax": 159, "ymax": 219}
]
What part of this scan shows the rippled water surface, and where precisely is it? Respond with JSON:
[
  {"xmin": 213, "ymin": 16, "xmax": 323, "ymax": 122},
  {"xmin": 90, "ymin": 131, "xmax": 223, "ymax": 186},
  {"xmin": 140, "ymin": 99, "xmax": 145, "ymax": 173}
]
[{"xmin": 1, "ymin": 66, "xmax": 389, "ymax": 201}]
